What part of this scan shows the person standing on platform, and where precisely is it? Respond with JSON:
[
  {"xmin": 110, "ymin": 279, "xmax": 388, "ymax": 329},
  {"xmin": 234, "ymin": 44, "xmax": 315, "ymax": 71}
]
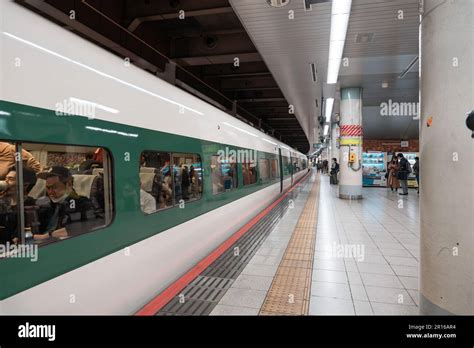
[
  {"xmin": 397, "ymin": 153, "xmax": 410, "ymax": 195},
  {"xmin": 330, "ymin": 158, "xmax": 339, "ymax": 185},
  {"xmin": 323, "ymin": 159, "xmax": 329, "ymax": 174},
  {"xmin": 413, "ymin": 156, "xmax": 420, "ymax": 194},
  {"xmin": 388, "ymin": 157, "xmax": 400, "ymax": 192}
]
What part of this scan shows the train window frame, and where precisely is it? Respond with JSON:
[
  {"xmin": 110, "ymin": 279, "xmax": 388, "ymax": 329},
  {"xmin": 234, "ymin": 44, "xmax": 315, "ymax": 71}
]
[
  {"xmin": 139, "ymin": 150, "xmax": 203, "ymax": 215},
  {"xmin": 0, "ymin": 140, "xmax": 115, "ymax": 252}
]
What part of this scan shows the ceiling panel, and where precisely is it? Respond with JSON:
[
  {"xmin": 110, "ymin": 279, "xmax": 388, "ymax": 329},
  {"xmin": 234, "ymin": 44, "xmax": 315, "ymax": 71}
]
[
  {"xmin": 341, "ymin": 0, "xmax": 419, "ymax": 139},
  {"xmin": 229, "ymin": 0, "xmax": 333, "ymax": 148}
]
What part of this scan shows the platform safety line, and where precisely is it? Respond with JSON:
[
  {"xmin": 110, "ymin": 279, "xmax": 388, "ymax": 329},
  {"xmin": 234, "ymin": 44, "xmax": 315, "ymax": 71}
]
[
  {"xmin": 135, "ymin": 171, "xmax": 312, "ymax": 316},
  {"xmin": 259, "ymin": 173, "xmax": 321, "ymax": 315}
]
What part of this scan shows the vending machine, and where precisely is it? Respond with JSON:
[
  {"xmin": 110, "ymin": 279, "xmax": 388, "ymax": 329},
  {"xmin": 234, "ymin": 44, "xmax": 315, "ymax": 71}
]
[{"xmin": 362, "ymin": 152, "xmax": 388, "ymax": 187}]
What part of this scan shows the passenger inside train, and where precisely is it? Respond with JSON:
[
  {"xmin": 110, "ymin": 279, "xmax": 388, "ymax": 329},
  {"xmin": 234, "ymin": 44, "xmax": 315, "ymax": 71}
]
[
  {"xmin": 139, "ymin": 151, "xmax": 202, "ymax": 214},
  {"xmin": 33, "ymin": 166, "xmax": 97, "ymax": 241},
  {"xmin": 0, "ymin": 142, "xmax": 113, "ymax": 248},
  {"xmin": 0, "ymin": 166, "xmax": 38, "ymax": 245},
  {"xmin": 211, "ymin": 155, "xmax": 238, "ymax": 194}
]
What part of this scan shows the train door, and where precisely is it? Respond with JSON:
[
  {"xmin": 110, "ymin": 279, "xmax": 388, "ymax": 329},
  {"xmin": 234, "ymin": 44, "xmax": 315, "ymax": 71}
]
[
  {"xmin": 290, "ymin": 152, "xmax": 294, "ymax": 186},
  {"xmin": 278, "ymin": 148, "xmax": 283, "ymax": 193}
]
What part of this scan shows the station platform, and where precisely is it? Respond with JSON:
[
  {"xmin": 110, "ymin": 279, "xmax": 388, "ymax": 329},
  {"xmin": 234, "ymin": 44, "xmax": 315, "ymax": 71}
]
[{"xmin": 137, "ymin": 170, "xmax": 420, "ymax": 316}]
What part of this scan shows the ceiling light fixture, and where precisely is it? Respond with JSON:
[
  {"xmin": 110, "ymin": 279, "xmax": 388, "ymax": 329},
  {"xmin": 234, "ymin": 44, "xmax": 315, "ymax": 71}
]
[
  {"xmin": 310, "ymin": 63, "xmax": 318, "ymax": 83},
  {"xmin": 326, "ymin": 0, "xmax": 352, "ymax": 84},
  {"xmin": 323, "ymin": 124, "xmax": 329, "ymax": 136},
  {"xmin": 325, "ymin": 97, "xmax": 334, "ymax": 122}
]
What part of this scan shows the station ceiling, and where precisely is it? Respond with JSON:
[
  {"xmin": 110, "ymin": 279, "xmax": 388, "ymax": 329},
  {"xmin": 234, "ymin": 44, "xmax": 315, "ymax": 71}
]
[
  {"xmin": 18, "ymin": 0, "xmax": 421, "ymax": 153},
  {"xmin": 18, "ymin": 0, "xmax": 310, "ymax": 153},
  {"xmin": 230, "ymin": 0, "xmax": 420, "ymax": 145}
]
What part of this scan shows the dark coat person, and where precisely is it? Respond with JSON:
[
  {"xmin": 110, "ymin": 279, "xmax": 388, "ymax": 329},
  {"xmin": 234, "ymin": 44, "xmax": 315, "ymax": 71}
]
[{"xmin": 34, "ymin": 166, "xmax": 96, "ymax": 241}]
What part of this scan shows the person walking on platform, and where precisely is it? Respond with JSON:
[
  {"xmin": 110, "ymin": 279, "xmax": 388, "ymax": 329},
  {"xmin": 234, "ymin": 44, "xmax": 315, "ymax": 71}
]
[
  {"xmin": 330, "ymin": 158, "xmax": 339, "ymax": 185},
  {"xmin": 397, "ymin": 153, "xmax": 410, "ymax": 195},
  {"xmin": 388, "ymin": 157, "xmax": 400, "ymax": 192},
  {"xmin": 413, "ymin": 156, "xmax": 420, "ymax": 194},
  {"xmin": 323, "ymin": 159, "xmax": 329, "ymax": 174}
]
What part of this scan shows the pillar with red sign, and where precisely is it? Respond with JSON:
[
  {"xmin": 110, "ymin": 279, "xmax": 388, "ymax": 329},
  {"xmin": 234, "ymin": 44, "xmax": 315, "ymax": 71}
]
[
  {"xmin": 330, "ymin": 123, "xmax": 339, "ymax": 167},
  {"xmin": 338, "ymin": 88, "xmax": 363, "ymax": 199}
]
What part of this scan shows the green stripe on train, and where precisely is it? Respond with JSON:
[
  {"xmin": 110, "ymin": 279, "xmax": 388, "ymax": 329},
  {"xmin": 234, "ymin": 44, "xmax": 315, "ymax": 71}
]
[{"xmin": 0, "ymin": 100, "xmax": 288, "ymax": 300}]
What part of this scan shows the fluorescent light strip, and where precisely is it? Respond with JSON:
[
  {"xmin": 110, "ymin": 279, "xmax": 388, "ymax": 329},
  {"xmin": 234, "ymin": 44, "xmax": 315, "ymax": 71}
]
[
  {"xmin": 69, "ymin": 97, "xmax": 119, "ymax": 114},
  {"xmin": 3, "ymin": 32, "xmax": 204, "ymax": 116},
  {"xmin": 324, "ymin": 125, "xmax": 329, "ymax": 136},
  {"xmin": 223, "ymin": 122, "xmax": 258, "ymax": 137},
  {"xmin": 325, "ymin": 98, "xmax": 334, "ymax": 122},
  {"xmin": 326, "ymin": 0, "xmax": 352, "ymax": 84}
]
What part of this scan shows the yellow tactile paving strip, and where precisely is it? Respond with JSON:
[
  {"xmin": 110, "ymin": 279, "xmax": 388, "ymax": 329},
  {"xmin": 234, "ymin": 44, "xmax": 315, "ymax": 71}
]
[{"xmin": 259, "ymin": 175, "xmax": 320, "ymax": 316}]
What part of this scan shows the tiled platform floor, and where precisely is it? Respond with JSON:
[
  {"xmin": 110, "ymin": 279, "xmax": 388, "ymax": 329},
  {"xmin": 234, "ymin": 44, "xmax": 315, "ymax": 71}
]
[
  {"xmin": 211, "ymin": 172, "xmax": 420, "ymax": 315},
  {"xmin": 309, "ymin": 175, "xmax": 419, "ymax": 315}
]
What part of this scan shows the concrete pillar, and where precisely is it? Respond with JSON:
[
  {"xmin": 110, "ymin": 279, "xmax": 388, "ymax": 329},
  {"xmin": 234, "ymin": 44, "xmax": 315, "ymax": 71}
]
[
  {"xmin": 338, "ymin": 88, "xmax": 363, "ymax": 199},
  {"xmin": 419, "ymin": 0, "xmax": 474, "ymax": 314}
]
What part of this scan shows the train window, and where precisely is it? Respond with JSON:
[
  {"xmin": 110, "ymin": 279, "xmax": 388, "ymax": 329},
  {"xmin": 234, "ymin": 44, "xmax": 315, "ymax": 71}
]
[
  {"xmin": 211, "ymin": 154, "xmax": 238, "ymax": 195},
  {"xmin": 242, "ymin": 152, "xmax": 257, "ymax": 186},
  {"xmin": 271, "ymin": 157, "xmax": 280, "ymax": 179},
  {"xmin": 171, "ymin": 153, "xmax": 202, "ymax": 205},
  {"xmin": 0, "ymin": 141, "xmax": 113, "ymax": 249},
  {"xmin": 258, "ymin": 158, "xmax": 270, "ymax": 182},
  {"xmin": 140, "ymin": 151, "xmax": 172, "ymax": 213},
  {"xmin": 283, "ymin": 156, "xmax": 291, "ymax": 177}
]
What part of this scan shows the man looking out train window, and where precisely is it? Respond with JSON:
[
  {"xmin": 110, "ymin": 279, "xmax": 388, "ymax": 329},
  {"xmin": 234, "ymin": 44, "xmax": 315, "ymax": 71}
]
[{"xmin": 34, "ymin": 166, "xmax": 96, "ymax": 241}]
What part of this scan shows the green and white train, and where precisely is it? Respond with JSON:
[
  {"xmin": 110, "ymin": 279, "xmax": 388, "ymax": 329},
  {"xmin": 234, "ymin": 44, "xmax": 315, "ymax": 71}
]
[{"xmin": 0, "ymin": 0, "xmax": 308, "ymax": 314}]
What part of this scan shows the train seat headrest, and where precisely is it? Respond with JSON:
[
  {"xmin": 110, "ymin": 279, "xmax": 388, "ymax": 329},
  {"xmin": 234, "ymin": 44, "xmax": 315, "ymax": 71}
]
[
  {"xmin": 140, "ymin": 167, "xmax": 156, "ymax": 174},
  {"xmin": 72, "ymin": 174, "xmax": 96, "ymax": 199},
  {"xmin": 139, "ymin": 172, "xmax": 155, "ymax": 192}
]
